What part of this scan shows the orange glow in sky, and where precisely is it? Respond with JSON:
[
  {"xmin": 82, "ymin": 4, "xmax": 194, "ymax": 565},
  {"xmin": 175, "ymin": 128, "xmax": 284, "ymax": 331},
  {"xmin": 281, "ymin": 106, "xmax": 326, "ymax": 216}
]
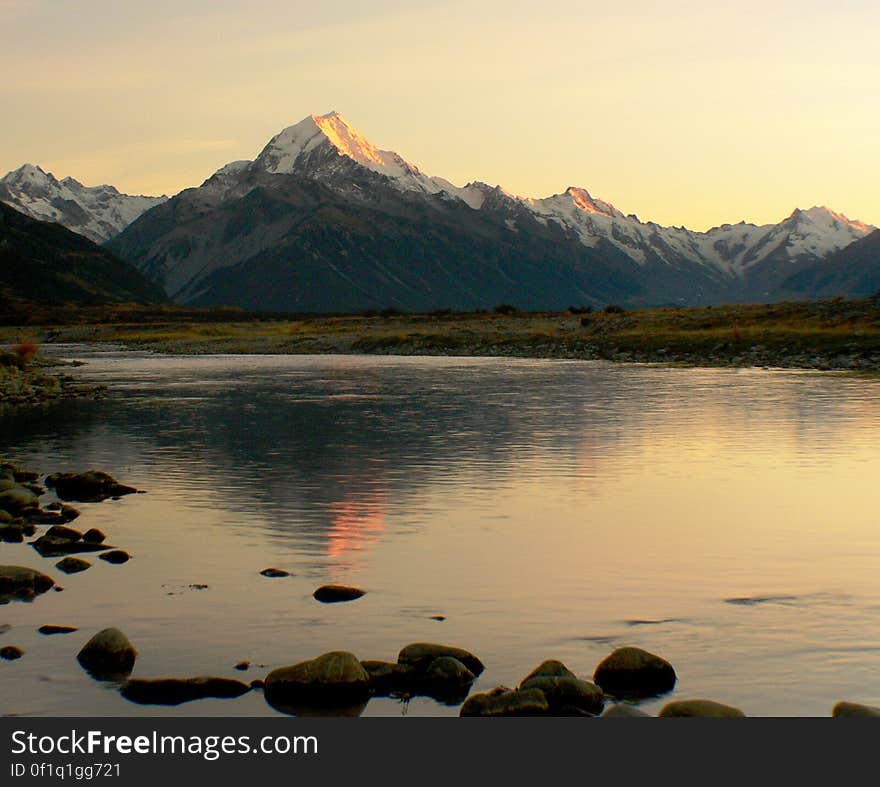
[{"xmin": 1, "ymin": 0, "xmax": 878, "ymax": 231}]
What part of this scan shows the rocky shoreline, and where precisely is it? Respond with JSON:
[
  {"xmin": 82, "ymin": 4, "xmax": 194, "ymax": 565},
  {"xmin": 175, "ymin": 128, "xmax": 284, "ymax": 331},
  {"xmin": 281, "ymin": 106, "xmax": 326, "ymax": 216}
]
[
  {"xmin": 3, "ymin": 460, "xmax": 879, "ymax": 718},
  {"xmin": 0, "ymin": 357, "xmax": 106, "ymax": 407}
]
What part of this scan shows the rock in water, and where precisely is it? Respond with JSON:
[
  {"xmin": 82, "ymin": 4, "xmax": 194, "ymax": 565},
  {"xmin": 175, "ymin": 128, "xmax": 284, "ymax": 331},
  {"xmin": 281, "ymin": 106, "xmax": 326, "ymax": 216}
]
[
  {"xmin": 658, "ymin": 699, "xmax": 745, "ymax": 718},
  {"xmin": 593, "ymin": 647, "xmax": 676, "ymax": 698},
  {"xmin": 77, "ymin": 628, "xmax": 137, "ymax": 679},
  {"xmin": 55, "ymin": 557, "xmax": 92, "ymax": 575},
  {"xmin": 832, "ymin": 701, "xmax": 880, "ymax": 718},
  {"xmin": 313, "ymin": 585, "xmax": 366, "ymax": 603},
  {"xmin": 360, "ymin": 660, "xmax": 415, "ymax": 696},
  {"xmin": 0, "ymin": 485, "xmax": 39, "ymax": 514},
  {"xmin": 421, "ymin": 656, "xmax": 475, "ymax": 704},
  {"xmin": 397, "ymin": 643, "xmax": 485, "ymax": 676},
  {"xmin": 264, "ymin": 651, "xmax": 371, "ymax": 715},
  {"xmin": 519, "ymin": 676, "xmax": 605, "ymax": 716},
  {"xmin": 521, "ymin": 659, "xmax": 576, "ymax": 683},
  {"xmin": 45, "ymin": 525, "xmax": 83, "ymax": 542},
  {"xmin": 460, "ymin": 688, "xmax": 550, "ymax": 717},
  {"xmin": 601, "ymin": 703, "xmax": 652, "ymax": 718},
  {"xmin": 259, "ymin": 568, "xmax": 289, "ymax": 578},
  {"xmin": 99, "ymin": 550, "xmax": 130, "ymax": 564},
  {"xmin": 45, "ymin": 471, "xmax": 139, "ymax": 502},
  {"xmin": 120, "ymin": 677, "xmax": 251, "ymax": 706},
  {"xmin": 38, "ymin": 625, "xmax": 78, "ymax": 635},
  {"xmin": 31, "ymin": 538, "xmax": 108, "ymax": 558},
  {"xmin": 0, "ymin": 565, "xmax": 56, "ymax": 601},
  {"xmin": 1, "ymin": 645, "xmax": 25, "ymax": 660},
  {"xmin": 82, "ymin": 529, "xmax": 106, "ymax": 544}
]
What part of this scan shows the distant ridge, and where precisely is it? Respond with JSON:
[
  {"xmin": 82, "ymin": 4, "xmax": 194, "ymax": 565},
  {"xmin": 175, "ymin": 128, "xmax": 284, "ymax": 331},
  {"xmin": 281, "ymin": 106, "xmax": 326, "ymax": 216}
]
[{"xmin": 0, "ymin": 201, "xmax": 167, "ymax": 311}]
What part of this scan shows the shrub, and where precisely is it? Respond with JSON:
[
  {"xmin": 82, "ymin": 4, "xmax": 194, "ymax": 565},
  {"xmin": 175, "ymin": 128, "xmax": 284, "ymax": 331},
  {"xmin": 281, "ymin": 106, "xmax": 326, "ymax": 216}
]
[
  {"xmin": 603, "ymin": 304, "xmax": 625, "ymax": 314},
  {"xmin": 568, "ymin": 305, "xmax": 593, "ymax": 315},
  {"xmin": 494, "ymin": 304, "xmax": 519, "ymax": 315},
  {"xmin": 14, "ymin": 339, "xmax": 39, "ymax": 367}
]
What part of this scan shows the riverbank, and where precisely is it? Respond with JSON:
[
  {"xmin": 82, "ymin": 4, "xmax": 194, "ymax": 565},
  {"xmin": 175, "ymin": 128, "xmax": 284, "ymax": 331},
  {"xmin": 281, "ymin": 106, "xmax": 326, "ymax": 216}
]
[
  {"xmin": 0, "ymin": 352, "xmax": 105, "ymax": 407},
  {"xmin": 4, "ymin": 297, "xmax": 879, "ymax": 372}
]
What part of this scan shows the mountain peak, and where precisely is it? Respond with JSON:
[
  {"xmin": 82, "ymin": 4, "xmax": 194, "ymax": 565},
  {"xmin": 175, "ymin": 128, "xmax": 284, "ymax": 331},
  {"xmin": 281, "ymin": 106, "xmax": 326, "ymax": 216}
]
[
  {"xmin": 788, "ymin": 206, "xmax": 873, "ymax": 234},
  {"xmin": 2, "ymin": 163, "xmax": 52, "ymax": 184}
]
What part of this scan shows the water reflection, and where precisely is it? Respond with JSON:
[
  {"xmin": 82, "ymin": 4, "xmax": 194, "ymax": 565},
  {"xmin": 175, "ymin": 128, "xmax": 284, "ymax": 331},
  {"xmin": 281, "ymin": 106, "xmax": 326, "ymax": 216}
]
[{"xmin": 1, "ymin": 350, "xmax": 879, "ymax": 717}]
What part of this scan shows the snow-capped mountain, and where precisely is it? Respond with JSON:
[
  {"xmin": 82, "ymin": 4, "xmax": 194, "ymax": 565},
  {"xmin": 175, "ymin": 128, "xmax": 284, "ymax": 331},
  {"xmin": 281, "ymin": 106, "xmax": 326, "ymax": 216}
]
[
  {"xmin": 0, "ymin": 164, "xmax": 167, "ymax": 243},
  {"xmin": 106, "ymin": 111, "xmax": 875, "ymax": 312}
]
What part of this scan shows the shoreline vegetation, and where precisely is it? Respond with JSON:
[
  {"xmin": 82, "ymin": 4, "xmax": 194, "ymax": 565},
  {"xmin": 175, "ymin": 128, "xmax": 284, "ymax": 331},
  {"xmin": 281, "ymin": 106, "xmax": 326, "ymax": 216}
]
[{"xmin": 1, "ymin": 296, "xmax": 879, "ymax": 404}]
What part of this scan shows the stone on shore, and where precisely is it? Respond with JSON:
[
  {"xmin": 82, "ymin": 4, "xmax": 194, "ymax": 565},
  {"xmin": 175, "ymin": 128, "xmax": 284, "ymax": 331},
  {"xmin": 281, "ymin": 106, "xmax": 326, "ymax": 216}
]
[
  {"xmin": 658, "ymin": 699, "xmax": 745, "ymax": 718},
  {"xmin": 593, "ymin": 647, "xmax": 677, "ymax": 698},
  {"xmin": 77, "ymin": 628, "xmax": 137, "ymax": 679},
  {"xmin": 55, "ymin": 557, "xmax": 92, "ymax": 575},
  {"xmin": 1, "ymin": 645, "xmax": 24, "ymax": 660},
  {"xmin": 82, "ymin": 529, "xmax": 106, "ymax": 544},
  {"xmin": 313, "ymin": 585, "xmax": 366, "ymax": 603},
  {"xmin": 521, "ymin": 659, "xmax": 576, "ymax": 683},
  {"xmin": 120, "ymin": 677, "xmax": 251, "ymax": 706},
  {"xmin": 264, "ymin": 651, "xmax": 372, "ymax": 713},
  {"xmin": 45, "ymin": 471, "xmax": 139, "ymax": 503},
  {"xmin": 0, "ymin": 565, "xmax": 56, "ymax": 600},
  {"xmin": 832, "ymin": 701, "xmax": 880, "ymax": 718},
  {"xmin": 520, "ymin": 675, "xmax": 605, "ymax": 716},
  {"xmin": 460, "ymin": 688, "xmax": 550, "ymax": 717},
  {"xmin": 397, "ymin": 643, "xmax": 485, "ymax": 677}
]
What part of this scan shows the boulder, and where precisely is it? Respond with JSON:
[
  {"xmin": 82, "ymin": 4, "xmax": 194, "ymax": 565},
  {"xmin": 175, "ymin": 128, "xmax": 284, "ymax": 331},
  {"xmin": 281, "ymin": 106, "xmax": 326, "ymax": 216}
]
[
  {"xmin": 0, "ymin": 486, "xmax": 39, "ymax": 514},
  {"xmin": 421, "ymin": 656, "xmax": 475, "ymax": 704},
  {"xmin": 120, "ymin": 677, "xmax": 251, "ymax": 706},
  {"xmin": 265, "ymin": 651, "xmax": 372, "ymax": 716},
  {"xmin": 77, "ymin": 628, "xmax": 137, "ymax": 679},
  {"xmin": 460, "ymin": 688, "xmax": 550, "ymax": 717},
  {"xmin": 1, "ymin": 645, "xmax": 24, "ymax": 660},
  {"xmin": 658, "ymin": 699, "xmax": 745, "ymax": 718},
  {"xmin": 832, "ymin": 701, "xmax": 880, "ymax": 718},
  {"xmin": 38, "ymin": 625, "xmax": 78, "ymax": 635},
  {"xmin": 31, "ymin": 535, "xmax": 110, "ymax": 558},
  {"xmin": 55, "ymin": 557, "xmax": 92, "ymax": 575},
  {"xmin": 361, "ymin": 660, "xmax": 415, "ymax": 696},
  {"xmin": 99, "ymin": 550, "xmax": 130, "ymax": 565},
  {"xmin": 593, "ymin": 647, "xmax": 676, "ymax": 698},
  {"xmin": 82, "ymin": 529, "xmax": 106, "ymax": 544},
  {"xmin": 0, "ymin": 565, "xmax": 55, "ymax": 601},
  {"xmin": 398, "ymin": 643, "xmax": 485, "ymax": 676},
  {"xmin": 45, "ymin": 525, "xmax": 83, "ymax": 542},
  {"xmin": 521, "ymin": 659, "xmax": 576, "ymax": 683},
  {"xmin": 520, "ymin": 676, "xmax": 604, "ymax": 716},
  {"xmin": 45, "ymin": 471, "xmax": 138, "ymax": 503},
  {"xmin": 313, "ymin": 585, "xmax": 366, "ymax": 603},
  {"xmin": 601, "ymin": 703, "xmax": 652, "ymax": 718}
]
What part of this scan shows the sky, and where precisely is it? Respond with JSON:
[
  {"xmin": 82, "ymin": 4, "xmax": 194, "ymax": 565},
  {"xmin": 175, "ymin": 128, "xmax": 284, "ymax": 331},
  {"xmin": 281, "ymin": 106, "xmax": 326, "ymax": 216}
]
[{"xmin": 1, "ymin": 0, "xmax": 878, "ymax": 231}]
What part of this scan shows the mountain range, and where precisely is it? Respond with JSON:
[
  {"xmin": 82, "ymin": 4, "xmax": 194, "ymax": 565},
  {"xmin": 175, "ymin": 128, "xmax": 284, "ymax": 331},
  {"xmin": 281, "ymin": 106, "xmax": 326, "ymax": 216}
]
[{"xmin": 2, "ymin": 111, "xmax": 877, "ymax": 312}]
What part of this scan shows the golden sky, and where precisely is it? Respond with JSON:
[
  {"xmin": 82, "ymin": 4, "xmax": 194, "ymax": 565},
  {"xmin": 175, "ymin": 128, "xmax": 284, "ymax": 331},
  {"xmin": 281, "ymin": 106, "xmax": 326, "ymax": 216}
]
[{"xmin": 1, "ymin": 0, "xmax": 878, "ymax": 231}]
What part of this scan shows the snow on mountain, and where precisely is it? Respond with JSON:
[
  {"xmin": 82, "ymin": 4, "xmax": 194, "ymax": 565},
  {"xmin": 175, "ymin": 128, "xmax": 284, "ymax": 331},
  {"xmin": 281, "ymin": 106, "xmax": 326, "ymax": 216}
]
[
  {"xmin": 0, "ymin": 164, "xmax": 167, "ymax": 243},
  {"xmin": 217, "ymin": 112, "xmax": 872, "ymax": 278}
]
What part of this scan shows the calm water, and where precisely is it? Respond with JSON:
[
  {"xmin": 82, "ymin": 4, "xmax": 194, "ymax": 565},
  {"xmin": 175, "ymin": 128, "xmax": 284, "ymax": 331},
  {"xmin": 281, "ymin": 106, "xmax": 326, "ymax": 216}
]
[{"xmin": 2, "ymin": 348, "xmax": 880, "ymax": 717}]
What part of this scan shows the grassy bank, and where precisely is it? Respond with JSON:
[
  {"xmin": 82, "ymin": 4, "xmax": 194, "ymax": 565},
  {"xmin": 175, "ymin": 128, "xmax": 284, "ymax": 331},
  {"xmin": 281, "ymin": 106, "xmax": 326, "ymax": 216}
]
[{"xmin": 2, "ymin": 298, "xmax": 880, "ymax": 372}]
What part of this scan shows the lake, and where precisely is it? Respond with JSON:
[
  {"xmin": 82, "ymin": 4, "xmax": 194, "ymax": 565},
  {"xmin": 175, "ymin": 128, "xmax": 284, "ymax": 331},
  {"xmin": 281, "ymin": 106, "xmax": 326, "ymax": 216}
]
[{"xmin": 2, "ymin": 349, "xmax": 879, "ymax": 716}]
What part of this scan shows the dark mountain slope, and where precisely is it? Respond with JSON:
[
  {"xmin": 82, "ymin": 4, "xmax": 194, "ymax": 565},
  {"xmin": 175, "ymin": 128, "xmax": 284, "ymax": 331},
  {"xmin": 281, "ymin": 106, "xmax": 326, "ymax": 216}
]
[
  {"xmin": 0, "ymin": 201, "xmax": 167, "ymax": 310},
  {"xmin": 778, "ymin": 230, "xmax": 880, "ymax": 299}
]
